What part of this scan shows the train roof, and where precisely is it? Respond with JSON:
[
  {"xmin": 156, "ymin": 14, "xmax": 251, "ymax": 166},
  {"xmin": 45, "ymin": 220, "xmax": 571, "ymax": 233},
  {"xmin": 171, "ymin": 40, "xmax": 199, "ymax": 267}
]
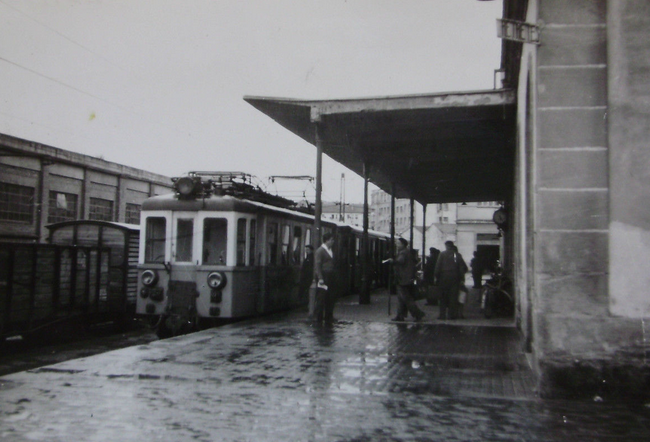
[
  {"xmin": 46, "ymin": 220, "xmax": 140, "ymax": 232},
  {"xmin": 142, "ymin": 193, "xmax": 391, "ymax": 239},
  {"xmin": 143, "ymin": 193, "xmax": 322, "ymax": 223}
]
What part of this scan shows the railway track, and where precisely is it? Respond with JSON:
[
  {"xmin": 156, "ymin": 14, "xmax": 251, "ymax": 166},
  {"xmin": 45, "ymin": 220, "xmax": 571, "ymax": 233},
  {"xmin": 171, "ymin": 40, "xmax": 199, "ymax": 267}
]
[{"xmin": 0, "ymin": 320, "xmax": 158, "ymax": 377}]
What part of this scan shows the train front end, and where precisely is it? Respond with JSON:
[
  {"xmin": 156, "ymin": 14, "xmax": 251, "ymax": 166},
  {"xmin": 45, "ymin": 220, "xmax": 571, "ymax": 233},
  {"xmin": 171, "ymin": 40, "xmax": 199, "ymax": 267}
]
[{"xmin": 136, "ymin": 173, "xmax": 259, "ymax": 337}]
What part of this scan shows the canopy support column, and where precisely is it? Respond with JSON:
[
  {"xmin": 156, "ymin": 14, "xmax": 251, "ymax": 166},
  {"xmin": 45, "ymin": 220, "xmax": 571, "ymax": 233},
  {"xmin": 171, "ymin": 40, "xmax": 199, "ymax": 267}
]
[
  {"xmin": 409, "ymin": 197, "xmax": 415, "ymax": 249},
  {"xmin": 309, "ymin": 120, "xmax": 323, "ymax": 316},
  {"xmin": 421, "ymin": 203, "xmax": 427, "ymax": 267},
  {"xmin": 360, "ymin": 162, "xmax": 370, "ymax": 305}
]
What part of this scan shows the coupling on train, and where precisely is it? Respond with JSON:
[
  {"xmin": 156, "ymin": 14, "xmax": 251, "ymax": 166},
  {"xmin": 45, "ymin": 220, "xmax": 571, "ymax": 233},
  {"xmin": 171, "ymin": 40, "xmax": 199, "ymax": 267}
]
[{"xmin": 136, "ymin": 172, "xmax": 390, "ymax": 337}]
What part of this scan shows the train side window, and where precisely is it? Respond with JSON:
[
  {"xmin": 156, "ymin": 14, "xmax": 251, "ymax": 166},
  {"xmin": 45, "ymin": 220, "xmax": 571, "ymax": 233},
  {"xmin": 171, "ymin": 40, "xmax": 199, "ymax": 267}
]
[
  {"xmin": 268, "ymin": 222, "xmax": 278, "ymax": 265},
  {"xmin": 292, "ymin": 226, "xmax": 302, "ymax": 264},
  {"xmin": 249, "ymin": 219, "xmax": 256, "ymax": 265},
  {"xmin": 236, "ymin": 218, "xmax": 247, "ymax": 266},
  {"xmin": 305, "ymin": 228, "xmax": 312, "ymax": 256},
  {"xmin": 175, "ymin": 219, "xmax": 194, "ymax": 262},
  {"xmin": 145, "ymin": 217, "xmax": 166, "ymax": 263},
  {"xmin": 281, "ymin": 224, "xmax": 291, "ymax": 265},
  {"xmin": 203, "ymin": 218, "xmax": 227, "ymax": 265}
]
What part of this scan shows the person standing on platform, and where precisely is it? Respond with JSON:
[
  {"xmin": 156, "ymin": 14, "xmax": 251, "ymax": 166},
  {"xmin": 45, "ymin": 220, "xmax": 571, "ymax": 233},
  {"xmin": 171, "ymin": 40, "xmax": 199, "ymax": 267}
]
[
  {"xmin": 470, "ymin": 251, "xmax": 484, "ymax": 289},
  {"xmin": 434, "ymin": 241, "xmax": 468, "ymax": 320},
  {"xmin": 387, "ymin": 238, "xmax": 425, "ymax": 322},
  {"xmin": 314, "ymin": 232, "xmax": 336, "ymax": 324},
  {"xmin": 424, "ymin": 247, "xmax": 440, "ymax": 305}
]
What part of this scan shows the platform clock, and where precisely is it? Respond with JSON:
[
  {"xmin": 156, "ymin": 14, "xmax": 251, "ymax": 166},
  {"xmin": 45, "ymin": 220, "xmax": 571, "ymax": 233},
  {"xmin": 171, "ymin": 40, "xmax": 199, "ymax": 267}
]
[{"xmin": 493, "ymin": 208, "xmax": 508, "ymax": 229}]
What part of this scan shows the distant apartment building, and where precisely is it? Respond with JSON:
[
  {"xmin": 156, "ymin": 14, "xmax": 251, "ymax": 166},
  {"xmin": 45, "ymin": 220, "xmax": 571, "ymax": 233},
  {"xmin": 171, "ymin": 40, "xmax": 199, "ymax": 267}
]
[
  {"xmin": 370, "ymin": 189, "xmax": 501, "ymax": 263},
  {"xmin": 0, "ymin": 133, "xmax": 172, "ymax": 242},
  {"xmin": 321, "ymin": 201, "xmax": 364, "ymax": 227}
]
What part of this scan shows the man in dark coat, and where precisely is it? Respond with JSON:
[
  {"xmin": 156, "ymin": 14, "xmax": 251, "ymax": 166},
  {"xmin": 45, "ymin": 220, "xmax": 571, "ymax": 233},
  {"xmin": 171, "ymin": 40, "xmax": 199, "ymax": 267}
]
[
  {"xmin": 388, "ymin": 238, "xmax": 425, "ymax": 322},
  {"xmin": 434, "ymin": 241, "xmax": 468, "ymax": 320},
  {"xmin": 423, "ymin": 247, "xmax": 440, "ymax": 305},
  {"xmin": 470, "ymin": 251, "xmax": 484, "ymax": 289},
  {"xmin": 313, "ymin": 232, "xmax": 336, "ymax": 323}
]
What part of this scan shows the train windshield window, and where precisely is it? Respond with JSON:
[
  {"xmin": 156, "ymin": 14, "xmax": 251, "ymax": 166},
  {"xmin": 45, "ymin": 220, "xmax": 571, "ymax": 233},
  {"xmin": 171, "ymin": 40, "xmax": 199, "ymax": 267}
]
[
  {"xmin": 175, "ymin": 219, "xmax": 194, "ymax": 262},
  {"xmin": 249, "ymin": 219, "xmax": 256, "ymax": 265},
  {"xmin": 145, "ymin": 217, "xmax": 166, "ymax": 263},
  {"xmin": 236, "ymin": 218, "xmax": 246, "ymax": 266},
  {"xmin": 203, "ymin": 218, "xmax": 227, "ymax": 265},
  {"xmin": 268, "ymin": 222, "xmax": 278, "ymax": 265},
  {"xmin": 292, "ymin": 226, "xmax": 302, "ymax": 264},
  {"xmin": 281, "ymin": 225, "xmax": 290, "ymax": 265}
]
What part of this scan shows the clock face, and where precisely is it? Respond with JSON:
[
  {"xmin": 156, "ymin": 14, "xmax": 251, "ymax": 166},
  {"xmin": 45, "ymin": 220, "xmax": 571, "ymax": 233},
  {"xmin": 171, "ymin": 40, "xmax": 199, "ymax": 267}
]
[{"xmin": 493, "ymin": 209, "xmax": 507, "ymax": 225}]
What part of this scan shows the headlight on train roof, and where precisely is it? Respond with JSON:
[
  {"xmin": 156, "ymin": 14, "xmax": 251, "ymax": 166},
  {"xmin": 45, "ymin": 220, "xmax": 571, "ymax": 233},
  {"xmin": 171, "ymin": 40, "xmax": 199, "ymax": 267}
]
[
  {"xmin": 207, "ymin": 271, "xmax": 227, "ymax": 289},
  {"xmin": 142, "ymin": 270, "xmax": 159, "ymax": 287},
  {"xmin": 175, "ymin": 176, "xmax": 201, "ymax": 198}
]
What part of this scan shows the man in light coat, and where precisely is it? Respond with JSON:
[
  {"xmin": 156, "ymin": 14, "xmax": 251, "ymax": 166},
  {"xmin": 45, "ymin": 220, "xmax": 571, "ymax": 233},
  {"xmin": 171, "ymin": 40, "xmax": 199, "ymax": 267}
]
[{"xmin": 313, "ymin": 232, "xmax": 336, "ymax": 323}]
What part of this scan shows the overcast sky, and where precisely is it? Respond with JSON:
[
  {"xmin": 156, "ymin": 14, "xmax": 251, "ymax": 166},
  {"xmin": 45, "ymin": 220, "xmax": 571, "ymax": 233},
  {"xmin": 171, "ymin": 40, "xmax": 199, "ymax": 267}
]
[{"xmin": 0, "ymin": 0, "xmax": 503, "ymax": 203}]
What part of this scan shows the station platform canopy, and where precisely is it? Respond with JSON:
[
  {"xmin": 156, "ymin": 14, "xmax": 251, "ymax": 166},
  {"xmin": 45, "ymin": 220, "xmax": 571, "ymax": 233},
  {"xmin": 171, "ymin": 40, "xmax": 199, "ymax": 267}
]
[{"xmin": 244, "ymin": 89, "xmax": 516, "ymax": 205}]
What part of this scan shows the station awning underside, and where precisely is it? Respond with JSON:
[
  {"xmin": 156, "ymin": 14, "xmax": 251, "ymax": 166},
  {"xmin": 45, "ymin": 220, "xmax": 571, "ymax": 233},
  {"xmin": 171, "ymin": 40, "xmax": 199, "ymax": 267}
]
[{"xmin": 244, "ymin": 89, "xmax": 516, "ymax": 205}]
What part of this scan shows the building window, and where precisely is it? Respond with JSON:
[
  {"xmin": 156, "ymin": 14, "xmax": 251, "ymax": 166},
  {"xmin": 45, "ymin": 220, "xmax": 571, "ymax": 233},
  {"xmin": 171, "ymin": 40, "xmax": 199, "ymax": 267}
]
[
  {"xmin": 89, "ymin": 197, "xmax": 114, "ymax": 221},
  {"xmin": 0, "ymin": 182, "xmax": 34, "ymax": 223},
  {"xmin": 48, "ymin": 191, "xmax": 78, "ymax": 223},
  {"xmin": 125, "ymin": 203, "xmax": 141, "ymax": 225}
]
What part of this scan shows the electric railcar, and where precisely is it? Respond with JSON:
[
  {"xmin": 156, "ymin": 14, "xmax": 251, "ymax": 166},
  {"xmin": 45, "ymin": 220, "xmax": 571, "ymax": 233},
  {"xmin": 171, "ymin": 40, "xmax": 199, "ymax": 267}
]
[{"xmin": 136, "ymin": 172, "xmax": 390, "ymax": 337}]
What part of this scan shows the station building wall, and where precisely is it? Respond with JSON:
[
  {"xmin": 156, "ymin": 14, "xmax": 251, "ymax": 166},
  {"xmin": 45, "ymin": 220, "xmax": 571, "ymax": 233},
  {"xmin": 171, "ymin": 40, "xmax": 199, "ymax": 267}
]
[
  {"xmin": 0, "ymin": 133, "xmax": 172, "ymax": 242},
  {"xmin": 514, "ymin": 0, "xmax": 650, "ymax": 400}
]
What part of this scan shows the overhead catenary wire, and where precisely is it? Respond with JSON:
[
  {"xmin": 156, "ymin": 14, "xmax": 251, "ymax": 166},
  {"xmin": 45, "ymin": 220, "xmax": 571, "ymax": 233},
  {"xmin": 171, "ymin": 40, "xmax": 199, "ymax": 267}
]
[
  {"xmin": 0, "ymin": 0, "xmax": 134, "ymax": 76},
  {"xmin": 0, "ymin": 1, "xmax": 196, "ymax": 142}
]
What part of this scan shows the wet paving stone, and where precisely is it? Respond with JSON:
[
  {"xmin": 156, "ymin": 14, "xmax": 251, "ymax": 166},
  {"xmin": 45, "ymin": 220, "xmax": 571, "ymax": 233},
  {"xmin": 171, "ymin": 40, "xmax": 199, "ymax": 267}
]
[{"xmin": 1, "ymin": 297, "xmax": 649, "ymax": 441}]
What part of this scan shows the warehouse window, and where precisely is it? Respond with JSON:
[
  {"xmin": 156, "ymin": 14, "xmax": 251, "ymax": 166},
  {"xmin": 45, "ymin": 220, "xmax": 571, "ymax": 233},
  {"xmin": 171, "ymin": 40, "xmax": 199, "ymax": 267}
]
[
  {"xmin": 0, "ymin": 182, "xmax": 34, "ymax": 223},
  {"xmin": 48, "ymin": 191, "xmax": 78, "ymax": 223},
  {"xmin": 89, "ymin": 197, "xmax": 114, "ymax": 221},
  {"xmin": 125, "ymin": 203, "xmax": 141, "ymax": 225}
]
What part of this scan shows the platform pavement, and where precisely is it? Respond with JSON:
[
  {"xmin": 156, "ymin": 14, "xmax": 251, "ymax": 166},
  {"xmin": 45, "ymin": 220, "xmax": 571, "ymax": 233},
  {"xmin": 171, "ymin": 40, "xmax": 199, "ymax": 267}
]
[{"xmin": 1, "ymin": 290, "xmax": 649, "ymax": 441}]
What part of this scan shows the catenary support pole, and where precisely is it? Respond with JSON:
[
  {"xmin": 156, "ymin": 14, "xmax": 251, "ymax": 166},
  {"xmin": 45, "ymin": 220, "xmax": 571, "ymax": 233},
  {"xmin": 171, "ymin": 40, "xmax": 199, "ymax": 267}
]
[
  {"xmin": 409, "ymin": 197, "xmax": 415, "ymax": 249},
  {"xmin": 422, "ymin": 203, "xmax": 427, "ymax": 267}
]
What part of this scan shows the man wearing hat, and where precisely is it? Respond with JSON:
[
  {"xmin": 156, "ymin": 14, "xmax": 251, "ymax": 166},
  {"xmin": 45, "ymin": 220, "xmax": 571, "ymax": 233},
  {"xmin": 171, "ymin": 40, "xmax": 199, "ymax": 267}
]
[{"xmin": 434, "ymin": 240, "xmax": 468, "ymax": 319}]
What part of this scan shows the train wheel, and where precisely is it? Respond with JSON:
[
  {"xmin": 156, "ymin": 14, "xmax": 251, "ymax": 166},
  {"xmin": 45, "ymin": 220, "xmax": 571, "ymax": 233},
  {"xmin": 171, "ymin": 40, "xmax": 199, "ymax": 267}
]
[{"xmin": 155, "ymin": 320, "xmax": 174, "ymax": 339}]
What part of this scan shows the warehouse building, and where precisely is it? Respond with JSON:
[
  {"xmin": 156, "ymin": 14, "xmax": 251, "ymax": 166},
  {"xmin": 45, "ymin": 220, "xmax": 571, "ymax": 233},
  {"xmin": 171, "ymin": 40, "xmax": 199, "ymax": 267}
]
[{"xmin": 0, "ymin": 133, "xmax": 172, "ymax": 242}]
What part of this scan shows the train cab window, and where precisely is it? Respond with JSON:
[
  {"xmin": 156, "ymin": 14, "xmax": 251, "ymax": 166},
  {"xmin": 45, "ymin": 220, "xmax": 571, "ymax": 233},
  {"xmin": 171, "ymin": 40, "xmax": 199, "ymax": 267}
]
[
  {"xmin": 175, "ymin": 219, "xmax": 194, "ymax": 262},
  {"xmin": 268, "ymin": 222, "xmax": 278, "ymax": 265},
  {"xmin": 249, "ymin": 219, "xmax": 256, "ymax": 265},
  {"xmin": 236, "ymin": 218, "xmax": 247, "ymax": 266},
  {"xmin": 292, "ymin": 226, "xmax": 302, "ymax": 264},
  {"xmin": 203, "ymin": 218, "xmax": 227, "ymax": 265},
  {"xmin": 281, "ymin": 224, "xmax": 291, "ymax": 265},
  {"xmin": 145, "ymin": 217, "xmax": 166, "ymax": 263}
]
